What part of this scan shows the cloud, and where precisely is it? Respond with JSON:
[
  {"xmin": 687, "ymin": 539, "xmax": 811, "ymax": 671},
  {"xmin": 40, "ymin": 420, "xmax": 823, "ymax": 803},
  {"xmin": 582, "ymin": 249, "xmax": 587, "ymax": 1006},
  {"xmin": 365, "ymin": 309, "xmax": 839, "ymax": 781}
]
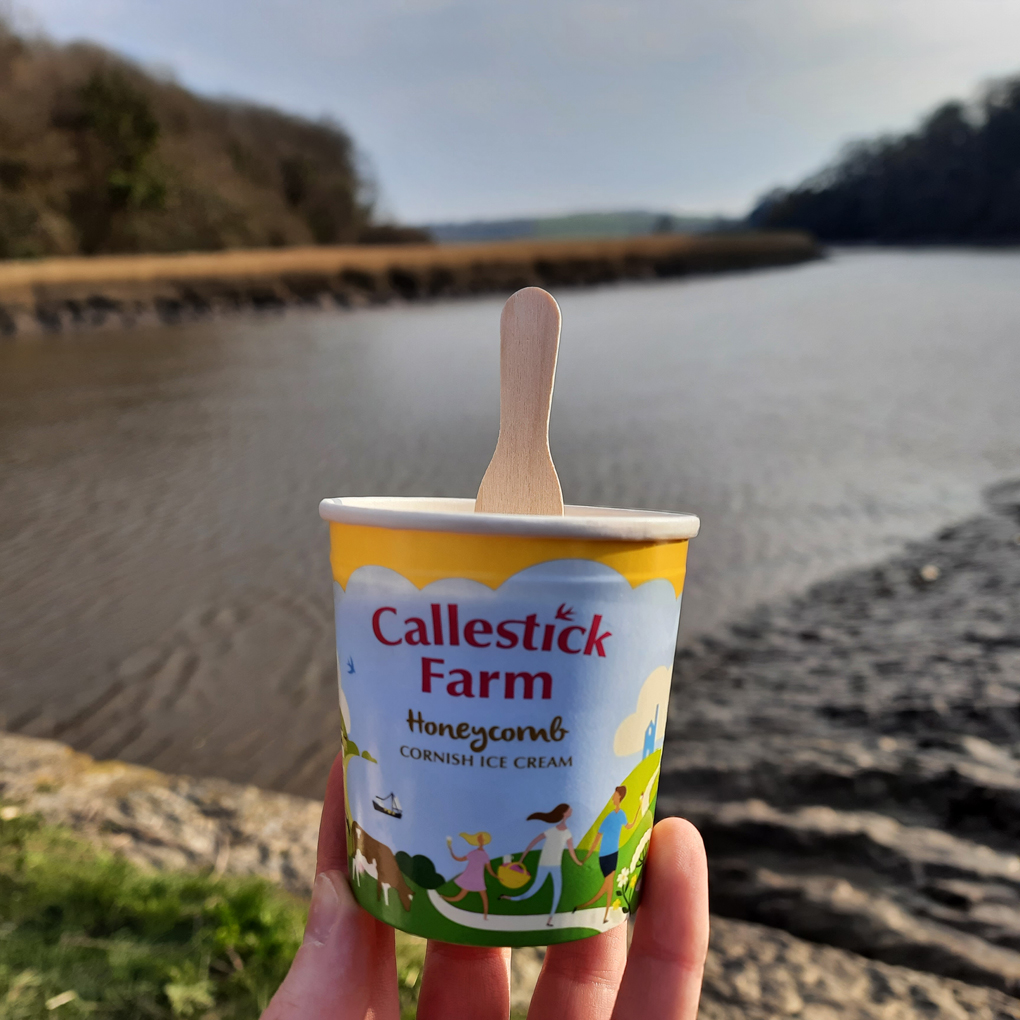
[
  {"xmin": 22, "ymin": 0, "xmax": 1020, "ymax": 220},
  {"xmin": 613, "ymin": 665, "xmax": 671, "ymax": 757}
]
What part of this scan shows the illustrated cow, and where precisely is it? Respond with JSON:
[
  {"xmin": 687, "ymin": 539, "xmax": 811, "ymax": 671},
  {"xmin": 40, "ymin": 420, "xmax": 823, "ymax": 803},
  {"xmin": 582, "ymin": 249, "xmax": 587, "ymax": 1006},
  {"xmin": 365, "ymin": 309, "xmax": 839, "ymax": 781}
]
[{"xmin": 349, "ymin": 821, "xmax": 413, "ymax": 912}]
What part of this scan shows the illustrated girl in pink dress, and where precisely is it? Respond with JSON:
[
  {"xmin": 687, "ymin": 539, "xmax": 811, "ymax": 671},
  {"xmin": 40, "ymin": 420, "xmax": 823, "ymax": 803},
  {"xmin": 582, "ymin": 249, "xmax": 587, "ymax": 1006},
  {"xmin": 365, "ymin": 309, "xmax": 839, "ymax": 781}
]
[{"xmin": 442, "ymin": 831, "xmax": 497, "ymax": 919}]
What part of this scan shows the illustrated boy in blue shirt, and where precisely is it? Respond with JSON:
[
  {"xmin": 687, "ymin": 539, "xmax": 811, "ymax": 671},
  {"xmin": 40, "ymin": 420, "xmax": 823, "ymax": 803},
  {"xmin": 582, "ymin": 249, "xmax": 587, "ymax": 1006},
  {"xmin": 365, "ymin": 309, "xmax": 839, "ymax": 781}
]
[{"xmin": 575, "ymin": 785, "xmax": 639, "ymax": 923}]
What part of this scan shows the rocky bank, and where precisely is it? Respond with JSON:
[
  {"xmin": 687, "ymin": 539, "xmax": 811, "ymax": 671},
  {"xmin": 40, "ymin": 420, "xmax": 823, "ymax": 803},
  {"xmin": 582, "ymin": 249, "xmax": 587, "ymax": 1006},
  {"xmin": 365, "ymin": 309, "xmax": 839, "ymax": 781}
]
[{"xmin": 3, "ymin": 479, "xmax": 1020, "ymax": 1018}]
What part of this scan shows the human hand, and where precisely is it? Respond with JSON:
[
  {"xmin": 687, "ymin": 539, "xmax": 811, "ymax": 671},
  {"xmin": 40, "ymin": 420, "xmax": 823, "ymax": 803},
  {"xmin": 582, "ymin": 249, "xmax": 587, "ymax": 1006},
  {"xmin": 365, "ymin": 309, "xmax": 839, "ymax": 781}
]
[{"xmin": 262, "ymin": 751, "xmax": 709, "ymax": 1019}]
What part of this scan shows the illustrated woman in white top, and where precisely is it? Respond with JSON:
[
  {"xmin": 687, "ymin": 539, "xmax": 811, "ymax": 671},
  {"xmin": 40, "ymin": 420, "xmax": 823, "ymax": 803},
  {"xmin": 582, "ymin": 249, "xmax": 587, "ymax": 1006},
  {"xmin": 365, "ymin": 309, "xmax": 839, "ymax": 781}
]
[{"xmin": 500, "ymin": 803, "xmax": 584, "ymax": 926}]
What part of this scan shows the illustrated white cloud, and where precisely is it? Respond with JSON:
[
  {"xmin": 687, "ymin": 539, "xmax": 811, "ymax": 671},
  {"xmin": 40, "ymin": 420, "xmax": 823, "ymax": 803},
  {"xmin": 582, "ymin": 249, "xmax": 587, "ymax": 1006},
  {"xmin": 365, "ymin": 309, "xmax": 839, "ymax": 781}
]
[
  {"xmin": 613, "ymin": 665, "xmax": 672, "ymax": 757},
  {"xmin": 342, "ymin": 560, "xmax": 679, "ymax": 605}
]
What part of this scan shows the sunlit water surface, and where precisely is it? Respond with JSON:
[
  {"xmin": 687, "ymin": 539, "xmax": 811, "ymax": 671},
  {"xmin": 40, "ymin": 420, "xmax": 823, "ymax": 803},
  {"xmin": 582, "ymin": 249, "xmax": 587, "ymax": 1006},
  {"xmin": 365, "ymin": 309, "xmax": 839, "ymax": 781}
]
[{"xmin": 2, "ymin": 249, "xmax": 1019, "ymax": 795}]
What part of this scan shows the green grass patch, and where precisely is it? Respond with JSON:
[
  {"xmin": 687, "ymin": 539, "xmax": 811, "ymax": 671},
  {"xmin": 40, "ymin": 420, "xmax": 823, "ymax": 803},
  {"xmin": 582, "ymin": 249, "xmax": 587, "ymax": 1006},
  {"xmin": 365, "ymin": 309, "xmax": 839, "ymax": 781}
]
[
  {"xmin": 0, "ymin": 810, "xmax": 302, "ymax": 1018},
  {"xmin": 0, "ymin": 810, "xmax": 432, "ymax": 1019}
]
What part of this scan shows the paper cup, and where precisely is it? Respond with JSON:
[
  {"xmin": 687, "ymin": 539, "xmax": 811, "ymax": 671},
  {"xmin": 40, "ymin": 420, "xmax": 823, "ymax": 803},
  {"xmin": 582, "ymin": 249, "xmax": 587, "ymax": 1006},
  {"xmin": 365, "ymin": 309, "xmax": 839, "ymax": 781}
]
[{"xmin": 320, "ymin": 496, "xmax": 699, "ymax": 947}]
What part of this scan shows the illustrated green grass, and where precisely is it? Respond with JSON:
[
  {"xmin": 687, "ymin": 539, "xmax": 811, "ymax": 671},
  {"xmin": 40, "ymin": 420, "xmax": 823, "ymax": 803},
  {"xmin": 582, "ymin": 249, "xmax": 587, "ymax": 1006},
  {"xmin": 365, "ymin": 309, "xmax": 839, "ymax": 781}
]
[{"xmin": 351, "ymin": 751, "xmax": 661, "ymax": 947}]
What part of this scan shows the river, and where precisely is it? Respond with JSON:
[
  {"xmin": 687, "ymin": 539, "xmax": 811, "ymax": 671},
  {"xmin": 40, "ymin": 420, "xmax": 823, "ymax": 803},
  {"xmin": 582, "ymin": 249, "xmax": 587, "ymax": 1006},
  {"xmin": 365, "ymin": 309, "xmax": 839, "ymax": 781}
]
[{"xmin": 2, "ymin": 248, "xmax": 1019, "ymax": 796}]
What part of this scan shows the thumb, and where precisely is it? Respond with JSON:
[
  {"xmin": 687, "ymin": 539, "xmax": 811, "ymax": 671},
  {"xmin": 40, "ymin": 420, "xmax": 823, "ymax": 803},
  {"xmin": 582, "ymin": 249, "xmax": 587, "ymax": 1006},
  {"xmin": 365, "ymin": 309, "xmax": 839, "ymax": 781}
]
[{"xmin": 262, "ymin": 871, "xmax": 390, "ymax": 1019}]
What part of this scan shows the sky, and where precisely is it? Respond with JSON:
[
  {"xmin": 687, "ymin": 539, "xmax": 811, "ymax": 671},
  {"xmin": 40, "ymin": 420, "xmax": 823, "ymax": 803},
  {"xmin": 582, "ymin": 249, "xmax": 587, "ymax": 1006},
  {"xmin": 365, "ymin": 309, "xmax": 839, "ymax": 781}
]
[{"xmin": 13, "ymin": 0, "xmax": 1020, "ymax": 222}]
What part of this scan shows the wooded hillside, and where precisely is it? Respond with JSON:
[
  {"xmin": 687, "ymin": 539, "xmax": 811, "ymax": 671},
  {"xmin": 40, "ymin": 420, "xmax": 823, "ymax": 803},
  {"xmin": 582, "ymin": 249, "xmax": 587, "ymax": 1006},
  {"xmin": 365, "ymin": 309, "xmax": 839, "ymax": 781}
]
[
  {"xmin": 0, "ymin": 22, "xmax": 423, "ymax": 257},
  {"xmin": 751, "ymin": 74, "xmax": 1020, "ymax": 242}
]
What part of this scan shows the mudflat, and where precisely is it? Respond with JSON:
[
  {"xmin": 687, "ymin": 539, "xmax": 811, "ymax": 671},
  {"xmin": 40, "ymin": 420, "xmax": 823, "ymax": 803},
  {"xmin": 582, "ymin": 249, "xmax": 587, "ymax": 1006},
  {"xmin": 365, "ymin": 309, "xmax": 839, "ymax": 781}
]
[{"xmin": 661, "ymin": 480, "xmax": 1020, "ymax": 994}]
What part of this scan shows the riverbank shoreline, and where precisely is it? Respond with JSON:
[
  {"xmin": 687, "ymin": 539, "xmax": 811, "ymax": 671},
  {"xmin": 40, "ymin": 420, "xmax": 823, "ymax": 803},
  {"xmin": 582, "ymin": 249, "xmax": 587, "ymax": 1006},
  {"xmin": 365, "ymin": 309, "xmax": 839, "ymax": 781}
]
[
  {"xmin": 4, "ymin": 729, "xmax": 1019, "ymax": 1019},
  {"xmin": 0, "ymin": 231, "xmax": 819, "ymax": 334}
]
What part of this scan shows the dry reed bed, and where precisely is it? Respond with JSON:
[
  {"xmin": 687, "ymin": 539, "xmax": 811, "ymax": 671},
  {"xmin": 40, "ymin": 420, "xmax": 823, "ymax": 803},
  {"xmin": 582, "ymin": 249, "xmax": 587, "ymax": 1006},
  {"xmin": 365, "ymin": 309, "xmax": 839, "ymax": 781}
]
[{"xmin": 0, "ymin": 232, "xmax": 820, "ymax": 333}]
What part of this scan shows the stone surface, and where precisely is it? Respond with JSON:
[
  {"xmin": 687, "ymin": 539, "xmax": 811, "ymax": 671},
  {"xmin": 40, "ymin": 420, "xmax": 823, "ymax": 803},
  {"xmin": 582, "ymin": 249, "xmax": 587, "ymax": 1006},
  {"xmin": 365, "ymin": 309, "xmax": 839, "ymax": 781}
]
[{"xmin": 0, "ymin": 730, "xmax": 321, "ymax": 895}]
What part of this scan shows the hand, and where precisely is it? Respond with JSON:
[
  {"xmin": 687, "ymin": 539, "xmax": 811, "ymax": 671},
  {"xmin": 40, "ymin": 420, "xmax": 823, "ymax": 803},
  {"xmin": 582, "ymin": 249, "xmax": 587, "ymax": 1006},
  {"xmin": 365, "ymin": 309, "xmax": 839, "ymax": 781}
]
[{"xmin": 262, "ymin": 751, "xmax": 709, "ymax": 1019}]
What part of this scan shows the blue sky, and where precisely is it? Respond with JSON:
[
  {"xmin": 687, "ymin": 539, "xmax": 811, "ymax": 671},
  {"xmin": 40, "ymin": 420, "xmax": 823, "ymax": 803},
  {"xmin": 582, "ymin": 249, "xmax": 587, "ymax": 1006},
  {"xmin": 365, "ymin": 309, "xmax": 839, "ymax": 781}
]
[{"xmin": 15, "ymin": 0, "xmax": 1020, "ymax": 221}]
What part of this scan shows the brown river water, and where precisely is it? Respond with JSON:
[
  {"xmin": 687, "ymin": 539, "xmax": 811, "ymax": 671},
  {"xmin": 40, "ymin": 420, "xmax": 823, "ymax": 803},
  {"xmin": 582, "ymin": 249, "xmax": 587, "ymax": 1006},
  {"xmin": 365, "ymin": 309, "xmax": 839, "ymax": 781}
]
[{"xmin": 2, "ymin": 249, "xmax": 1019, "ymax": 797}]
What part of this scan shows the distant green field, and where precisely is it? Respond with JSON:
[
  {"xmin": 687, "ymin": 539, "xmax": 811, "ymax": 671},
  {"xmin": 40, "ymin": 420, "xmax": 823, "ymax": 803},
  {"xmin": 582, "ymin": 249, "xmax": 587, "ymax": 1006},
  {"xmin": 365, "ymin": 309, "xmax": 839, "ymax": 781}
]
[
  {"xmin": 0, "ymin": 811, "xmax": 429, "ymax": 1019},
  {"xmin": 427, "ymin": 210, "xmax": 739, "ymax": 242},
  {"xmin": 531, "ymin": 212, "xmax": 733, "ymax": 239}
]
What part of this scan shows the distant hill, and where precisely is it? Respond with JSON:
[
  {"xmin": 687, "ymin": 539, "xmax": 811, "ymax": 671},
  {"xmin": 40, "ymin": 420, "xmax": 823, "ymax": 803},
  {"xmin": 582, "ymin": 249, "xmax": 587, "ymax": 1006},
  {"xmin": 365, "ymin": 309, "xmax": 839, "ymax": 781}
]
[
  {"xmin": 0, "ymin": 22, "xmax": 427, "ymax": 258},
  {"xmin": 426, "ymin": 210, "xmax": 740, "ymax": 243},
  {"xmin": 751, "ymin": 72, "xmax": 1020, "ymax": 243}
]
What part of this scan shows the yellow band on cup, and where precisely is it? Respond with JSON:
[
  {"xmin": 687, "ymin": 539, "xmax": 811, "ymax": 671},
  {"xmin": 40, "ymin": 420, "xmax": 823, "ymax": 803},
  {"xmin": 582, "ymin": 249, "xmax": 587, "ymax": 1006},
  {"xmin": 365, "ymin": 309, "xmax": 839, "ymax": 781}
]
[{"xmin": 329, "ymin": 521, "xmax": 688, "ymax": 597}]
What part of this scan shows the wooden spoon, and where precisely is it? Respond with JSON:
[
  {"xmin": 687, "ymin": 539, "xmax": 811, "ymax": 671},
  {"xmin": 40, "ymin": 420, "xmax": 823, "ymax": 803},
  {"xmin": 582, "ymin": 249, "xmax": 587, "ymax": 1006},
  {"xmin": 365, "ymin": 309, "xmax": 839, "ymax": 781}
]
[{"xmin": 475, "ymin": 287, "xmax": 564, "ymax": 516}]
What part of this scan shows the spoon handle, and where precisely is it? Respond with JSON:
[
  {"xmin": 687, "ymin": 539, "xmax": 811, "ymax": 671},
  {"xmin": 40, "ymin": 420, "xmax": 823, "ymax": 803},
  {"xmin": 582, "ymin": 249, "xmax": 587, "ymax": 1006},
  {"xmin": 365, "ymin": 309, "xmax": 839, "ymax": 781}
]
[{"xmin": 475, "ymin": 287, "xmax": 564, "ymax": 516}]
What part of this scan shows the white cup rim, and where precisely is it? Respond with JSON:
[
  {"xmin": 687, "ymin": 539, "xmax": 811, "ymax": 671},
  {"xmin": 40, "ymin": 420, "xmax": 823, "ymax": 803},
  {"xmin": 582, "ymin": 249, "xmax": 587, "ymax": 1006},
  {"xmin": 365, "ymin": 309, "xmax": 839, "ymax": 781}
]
[{"xmin": 319, "ymin": 496, "xmax": 700, "ymax": 541}]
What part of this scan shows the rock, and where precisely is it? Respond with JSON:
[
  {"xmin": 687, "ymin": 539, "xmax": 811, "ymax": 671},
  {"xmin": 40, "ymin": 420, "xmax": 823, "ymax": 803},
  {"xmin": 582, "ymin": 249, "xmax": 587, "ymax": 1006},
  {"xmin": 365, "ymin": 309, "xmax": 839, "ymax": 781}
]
[{"xmin": 0, "ymin": 730, "xmax": 321, "ymax": 895}]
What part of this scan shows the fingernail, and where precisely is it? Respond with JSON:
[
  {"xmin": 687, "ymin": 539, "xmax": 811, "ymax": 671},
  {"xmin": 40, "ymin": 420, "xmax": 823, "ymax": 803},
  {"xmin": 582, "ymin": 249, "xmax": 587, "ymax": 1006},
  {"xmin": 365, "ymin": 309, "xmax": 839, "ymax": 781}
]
[{"xmin": 305, "ymin": 872, "xmax": 343, "ymax": 945}]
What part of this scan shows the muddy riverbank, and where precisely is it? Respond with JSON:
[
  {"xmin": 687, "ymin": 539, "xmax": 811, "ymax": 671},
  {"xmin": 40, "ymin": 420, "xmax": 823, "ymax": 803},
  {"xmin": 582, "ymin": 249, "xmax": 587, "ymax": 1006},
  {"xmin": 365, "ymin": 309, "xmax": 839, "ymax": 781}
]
[
  {"xmin": 661, "ymin": 479, "xmax": 1020, "ymax": 995},
  {"xmin": 0, "ymin": 232, "xmax": 817, "ymax": 333}
]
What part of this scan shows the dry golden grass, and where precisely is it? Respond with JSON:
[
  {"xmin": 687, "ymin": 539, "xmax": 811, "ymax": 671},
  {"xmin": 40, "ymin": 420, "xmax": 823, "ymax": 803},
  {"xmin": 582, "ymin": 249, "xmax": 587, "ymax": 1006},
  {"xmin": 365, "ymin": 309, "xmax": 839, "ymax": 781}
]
[
  {"xmin": 0, "ymin": 233, "xmax": 816, "ymax": 291},
  {"xmin": 0, "ymin": 233, "xmax": 820, "ymax": 333}
]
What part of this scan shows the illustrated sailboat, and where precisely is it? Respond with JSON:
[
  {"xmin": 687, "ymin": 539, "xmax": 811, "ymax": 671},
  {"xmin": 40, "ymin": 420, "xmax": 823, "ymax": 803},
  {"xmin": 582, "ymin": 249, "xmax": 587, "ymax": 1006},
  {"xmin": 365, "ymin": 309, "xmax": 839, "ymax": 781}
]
[{"xmin": 372, "ymin": 792, "xmax": 403, "ymax": 819}]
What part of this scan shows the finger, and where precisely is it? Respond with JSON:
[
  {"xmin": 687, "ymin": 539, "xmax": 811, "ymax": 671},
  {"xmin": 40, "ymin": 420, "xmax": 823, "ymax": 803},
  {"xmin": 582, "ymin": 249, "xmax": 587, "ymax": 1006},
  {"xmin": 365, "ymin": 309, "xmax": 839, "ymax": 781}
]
[
  {"xmin": 610, "ymin": 818, "xmax": 709, "ymax": 1020},
  {"xmin": 262, "ymin": 869, "xmax": 399, "ymax": 1020},
  {"xmin": 316, "ymin": 750, "xmax": 348, "ymax": 876},
  {"xmin": 314, "ymin": 751, "xmax": 401, "ymax": 1003},
  {"xmin": 416, "ymin": 942, "xmax": 512, "ymax": 1020},
  {"xmin": 527, "ymin": 925, "xmax": 627, "ymax": 1020},
  {"xmin": 265, "ymin": 750, "xmax": 400, "ymax": 1019}
]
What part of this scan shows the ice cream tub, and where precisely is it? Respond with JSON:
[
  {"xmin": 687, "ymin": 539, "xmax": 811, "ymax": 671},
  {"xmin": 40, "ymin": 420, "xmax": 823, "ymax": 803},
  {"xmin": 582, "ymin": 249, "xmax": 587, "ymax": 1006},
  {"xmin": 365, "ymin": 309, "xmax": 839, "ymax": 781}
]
[{"xmin": 320, "ymin": 495, "xmax": 699, "ymax": 946}]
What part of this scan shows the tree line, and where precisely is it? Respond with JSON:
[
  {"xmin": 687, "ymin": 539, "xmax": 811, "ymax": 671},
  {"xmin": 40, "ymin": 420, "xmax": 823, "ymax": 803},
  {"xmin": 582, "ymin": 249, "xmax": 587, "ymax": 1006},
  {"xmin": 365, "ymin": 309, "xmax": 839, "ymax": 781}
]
[
  {"xmin": 0, "ymin": 22, "xmax": 427, "ymax": 258},
  {"xmin": 751, "ymin": 74, "xmax": 1020, "ymax": 242}
]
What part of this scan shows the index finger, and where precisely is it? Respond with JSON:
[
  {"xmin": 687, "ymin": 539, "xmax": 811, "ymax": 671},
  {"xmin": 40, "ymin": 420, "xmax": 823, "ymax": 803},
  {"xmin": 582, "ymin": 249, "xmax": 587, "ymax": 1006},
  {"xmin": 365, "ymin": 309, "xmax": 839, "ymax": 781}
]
[{"xmin": 610, "ymin": 817, "xmax": 708, "ymax": 1020}]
